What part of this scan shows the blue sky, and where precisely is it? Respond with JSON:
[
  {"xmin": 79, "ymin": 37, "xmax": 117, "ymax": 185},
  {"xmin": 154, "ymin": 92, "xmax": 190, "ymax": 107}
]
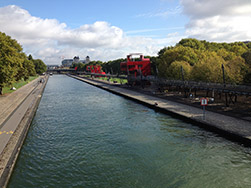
[
  {"xmin": 0, "ymin": 0, "xmax": 186, "ymax": 38},
  {"xmin": 0, "ymin": 0, "xmax": 250, "ymax": 64}
]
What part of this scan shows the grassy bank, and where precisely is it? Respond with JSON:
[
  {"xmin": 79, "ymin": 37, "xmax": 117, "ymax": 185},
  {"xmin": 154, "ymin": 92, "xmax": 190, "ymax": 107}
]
[
  {"xmin": 2, "ymin": 76, "xmax": 38, "ymax": 95},
  {"xmin": 99, "ymin": 77, "xmax": 128, "ymax": 84},
  {"xmin": 81, "ymin": 74, "xmax": 128, "ymax": 84}
]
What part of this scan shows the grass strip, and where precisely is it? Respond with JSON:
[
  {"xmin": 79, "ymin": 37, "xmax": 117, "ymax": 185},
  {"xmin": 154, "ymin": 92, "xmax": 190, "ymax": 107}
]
[{"xmin": 2, "ymin": 76, "xmax": 38, "ymax": 94}]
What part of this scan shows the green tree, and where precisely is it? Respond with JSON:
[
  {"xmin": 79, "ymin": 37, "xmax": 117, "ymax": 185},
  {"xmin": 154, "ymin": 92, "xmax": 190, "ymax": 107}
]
[
  {"xmin": 76, "ymin": 63, "xmax": 85, "ymax": 71},
  {"xmin": 15, "ymin": 53, "xmax": 36, "ymax": 81},
  {"xmin": 102, "ymin": 58, "xmax": 125, "ymax": 74},
  {"xmin": 216, "ymin": 48, "xmax": 236, "ymax": 61},
  {"xmin": 23, "ymin": 58, "xmax": 36, "ymax": 80},
  {"xmin": 224, "ymin": 56, "xmax": 247, "ymax": 84},
  {"xmin": 246, "ymin": 42, "xmax": 251, "ymax": 49},
  {"xmin": 163, "ymin": 45, "xmax": 198, "ymax": 66},
  {"xmin": 178, "ymin": 38, "xmax": 206, "ymax": 50},
  {"xmin": 229, "ymin": 44, "xmax": 247, "ymax": 56},
  {"xmin": 190, "ymin": 51, "xmax": 225, "ymax": 83},
  {"xmin": 242, "ymin": 51, "xmax": 251, "ymax": 67},
  {"xmin": 157, "ymin": 45, "xmax": 198, "ymax": 78},
  {"xmin": 167, "ymin": 61, "xmax": 192, "ymax": 80},
  {"xmin": 33, "ymin": 59, "xmax": 47, "ymax": 74},
  {"xmin": 242, "ymin": 51, "xmax": 251, "ymax": 84},
  {"xmin": 0, "ymin": 32, "xmax": 23, "ymax": 94}
]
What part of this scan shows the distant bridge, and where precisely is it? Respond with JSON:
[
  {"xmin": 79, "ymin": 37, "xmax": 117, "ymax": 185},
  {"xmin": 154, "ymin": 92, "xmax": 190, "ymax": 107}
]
[{"xmin": 46, "ymin": 68, "xmax": 77, "ymax": 74}]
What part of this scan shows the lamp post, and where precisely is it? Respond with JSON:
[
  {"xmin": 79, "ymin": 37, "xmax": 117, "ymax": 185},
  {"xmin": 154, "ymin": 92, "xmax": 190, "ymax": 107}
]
[
  {"xmin": 221, "ymin": 64, "xmax": 228, "ymax": 106},
  {"xmin": 221, "ymin": 64, "xmax": 226, "ymax": 87},
  {"xmin": 180, "ymin": 66, "xmax": 184, "ymax": 81}
]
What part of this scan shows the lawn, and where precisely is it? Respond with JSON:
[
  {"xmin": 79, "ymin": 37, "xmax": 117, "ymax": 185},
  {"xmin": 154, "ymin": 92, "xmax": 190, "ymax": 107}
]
[
  {"xmin": 99, "ymin": 77, "xmax": 128, "ymax": 84},
  {"xmin": 81, "ymin": 74, "xmax": 127, "ymax": 84},
  {"xmin": 2, "ymin": 76, "xmax": 38, "ymax": 94}
]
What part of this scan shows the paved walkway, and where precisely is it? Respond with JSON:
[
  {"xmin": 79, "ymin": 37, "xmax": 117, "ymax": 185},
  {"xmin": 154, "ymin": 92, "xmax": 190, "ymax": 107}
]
[
  {"xmin": 0, "ymin": 78, "xmax": 41, "ymax": 127},
  {"xmin": 0, "ymin": 76, "xmax": 45, "ymax": 155},
  {"xmin": 70, "ymin": 75, "xmax": 251, "ymax": 145}
]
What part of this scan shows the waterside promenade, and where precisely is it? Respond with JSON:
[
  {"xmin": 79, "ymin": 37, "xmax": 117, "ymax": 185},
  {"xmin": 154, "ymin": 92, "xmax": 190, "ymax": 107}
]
[
  {"xmin": 69, "ymin": 74, "xmax": 251, "ymax": 146},
  {"xmin": 0, "ymin": 76, "xmax": 48, "ymax": 188}
]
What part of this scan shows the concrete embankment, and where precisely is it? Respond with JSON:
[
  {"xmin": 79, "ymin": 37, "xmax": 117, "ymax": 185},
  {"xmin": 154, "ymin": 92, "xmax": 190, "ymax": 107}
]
[
  {"xmin": 0, "ymin": 75, "xmax": 49, "ymax": 188},
  {"xmin": 68, "ymin": 74, "xmax": 251, "ymax": 146}
]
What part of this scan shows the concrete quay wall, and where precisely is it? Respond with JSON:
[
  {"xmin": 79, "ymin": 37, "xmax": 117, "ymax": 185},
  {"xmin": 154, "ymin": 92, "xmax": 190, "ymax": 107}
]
[{"xmin": 69, "ymin": 74, "xmax": 251, "ymax": 146}]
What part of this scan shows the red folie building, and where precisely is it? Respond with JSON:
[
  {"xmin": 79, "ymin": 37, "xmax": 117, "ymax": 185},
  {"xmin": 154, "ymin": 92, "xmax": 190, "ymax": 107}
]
[
  {"xmin": 120, "ymin": 53, "xmax": 151, "ymax": 77},
  {"xmin": 86, "ymin": 65, "xmax": 105, "ymax": 75}
]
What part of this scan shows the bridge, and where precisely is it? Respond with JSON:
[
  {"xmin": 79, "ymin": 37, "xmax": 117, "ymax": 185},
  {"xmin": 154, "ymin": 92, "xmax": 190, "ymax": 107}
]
[{"xmin": 46, "ymin": 68, "xmax": 77, "ymax": 74}]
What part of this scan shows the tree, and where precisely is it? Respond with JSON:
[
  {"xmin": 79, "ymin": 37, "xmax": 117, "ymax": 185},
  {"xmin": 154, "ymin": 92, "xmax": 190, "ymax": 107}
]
[
  {"xmin": 33, "ymin": 59, "xmax": 47, "ymax": 74},
  {"xmin": 242, "ymin": 51, "xmax": 251, "ymax": 84},
  {"xmin": 163, "ymin": 45, "xmax": 199, "ymax": 66},
  {"xmin": 178, "ymin": 38, "xmax": 205, "ymax": 50},
  {"xmin": 229, "ymin": 44, "xmax": 247, "ymax": 56},
  {"xmin": 0, "ymin": 32, "xmax": 23, "ymax": 95},
  {"xmin": 242, "ymin": 51, "xmax": 251, "ymax": 67},
  {"xmin": 167, "ymin": 61, "xmax": 192, "ymax": 80},
  {"xmin": 23, "ymin": 58, "xmax": 36, "ymax": 80},
  {"xmin": 102, "ymin": 58, "xmax": 125, "ymax": 74},
  {"xmin": 190, "ymin": 51, "xmax": 225, "ymax": 83},
  {"xmin": 157, "ymin": 45, "xmax": 198, "ymax": 78},
  {"xmin": 216, "ymin": 48, "xmax": 236, "ymax": 61},
  {"xmin": 224, "ymin": 56, "xmax": 247, "ymax": 84},
  {"xmin": 243, "ymin": 73, "xmax": 251, "ymax": 84},
  {"xmin": 76, "ymin": 63, "xmax": 85, "ymax": 71}
]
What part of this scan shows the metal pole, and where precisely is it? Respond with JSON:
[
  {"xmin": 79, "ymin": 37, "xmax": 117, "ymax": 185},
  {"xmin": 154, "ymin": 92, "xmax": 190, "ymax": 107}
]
[
  {"xmin": 181, "ymin": 66, "xmax": 184, "ymax": 81},
  {"xmin": 221, "ymin": 64, "xmax": 226, "ymax": 87},
  {"xmin": 222, "ymin": 64, "xmax": 228, "ymax": 106},
  {"xmin": 203, "ymin": 105, "xmax": 205, "ymax": 120}
]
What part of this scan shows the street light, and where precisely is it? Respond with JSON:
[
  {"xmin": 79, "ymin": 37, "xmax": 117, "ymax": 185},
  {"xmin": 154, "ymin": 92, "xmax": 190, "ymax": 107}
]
[
  {"xmin": 221, "ymin": 64, "xmax": 226, "ymax": 87},
  {"xmin": 180, "ymin": 66, "xmax": 184, "ymax": 81}
]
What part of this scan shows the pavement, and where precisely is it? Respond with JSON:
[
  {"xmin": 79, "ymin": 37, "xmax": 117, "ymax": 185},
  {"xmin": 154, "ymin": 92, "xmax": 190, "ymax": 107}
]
[{"xmin": 69, "ymin": 75, "xmax": 251, "ymax": 146}]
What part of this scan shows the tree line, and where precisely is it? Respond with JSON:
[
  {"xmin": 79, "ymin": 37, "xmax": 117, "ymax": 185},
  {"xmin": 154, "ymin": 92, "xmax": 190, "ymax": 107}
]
[
  {"xmin": 156, "ymin": 38, "xmax": 251, "ymax": 84},
  {"xmin": 72, "ymin": 38, "xmax": 251, "ymax": 85},
  {"xmin": 0, "ymin": 32, "xmax": 47, "ymax": 95}
]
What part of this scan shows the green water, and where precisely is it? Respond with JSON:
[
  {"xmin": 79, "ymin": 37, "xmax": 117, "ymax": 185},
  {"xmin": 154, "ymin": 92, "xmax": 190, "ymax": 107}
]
[{"xmin": 8, "ymin": 75, "xmax": 251, "ymax": 188}]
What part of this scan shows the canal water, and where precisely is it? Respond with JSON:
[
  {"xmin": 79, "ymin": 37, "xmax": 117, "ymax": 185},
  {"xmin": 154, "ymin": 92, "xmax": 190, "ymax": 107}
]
[{"xmin": 8, "ymin": 75, "xmax": 251, "ymax": 188}]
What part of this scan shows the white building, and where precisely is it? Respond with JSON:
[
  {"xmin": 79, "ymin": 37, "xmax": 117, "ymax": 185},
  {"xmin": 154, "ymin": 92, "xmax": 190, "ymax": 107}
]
[{"xmin": 61, "ymin": 56, "xmax": 90, "ymax": 67}]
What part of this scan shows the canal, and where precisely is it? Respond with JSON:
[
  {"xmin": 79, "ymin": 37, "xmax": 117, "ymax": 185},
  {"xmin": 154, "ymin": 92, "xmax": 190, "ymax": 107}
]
[{"xmin": 8, "ymin": 75, "xmax": 251, "ymax": 188}]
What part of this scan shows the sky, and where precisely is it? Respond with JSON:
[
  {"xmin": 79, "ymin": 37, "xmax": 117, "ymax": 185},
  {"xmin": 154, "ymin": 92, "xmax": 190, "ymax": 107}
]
[{"xmin": 0, "ymin": 0, "xmax": 251, "ymax": 65}]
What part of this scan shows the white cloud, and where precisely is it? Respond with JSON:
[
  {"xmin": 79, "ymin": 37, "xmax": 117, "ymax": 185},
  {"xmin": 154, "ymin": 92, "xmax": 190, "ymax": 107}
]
[
  {"xmin": 0, "ymin": 5, "xmax": 184, "ymax": 65},
  {"xmin": 0, "ymin": 5, "xmax": 123, "ymax": 48},
  {"xmin": 181, "ymin": 0, "xmax": 251, "ymax": 42}
]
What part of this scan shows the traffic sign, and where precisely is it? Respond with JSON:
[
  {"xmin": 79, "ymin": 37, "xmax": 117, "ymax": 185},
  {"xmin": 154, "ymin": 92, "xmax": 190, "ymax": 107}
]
[{"xmin": 200, "ymin": 98, "xmax": 208, "ymax": 106}]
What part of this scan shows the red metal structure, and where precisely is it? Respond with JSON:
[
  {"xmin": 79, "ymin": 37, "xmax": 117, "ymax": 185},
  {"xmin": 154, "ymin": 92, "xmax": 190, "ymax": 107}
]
[
  {"xmin": 86, "ymin": 65, "xmax": 105, "ymax": 76},
  {"xmin": 120, "ymin": 53, "xmax": 151, "ymax": 77}
]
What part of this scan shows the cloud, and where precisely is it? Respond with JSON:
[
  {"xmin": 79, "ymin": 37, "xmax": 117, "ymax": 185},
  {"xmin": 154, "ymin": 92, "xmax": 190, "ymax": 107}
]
[
  {"xmin": 0, "ymin": 5, "xmax": 184, "ymax": 64},
  {"xmin": 57, "ymin": 22, "xmax": 124, "ymax": 48},
  {"xmin": 0, "ymin": 5, "xmax": 123, "ymax": 48},
  {"xmin": 181, "ymin": 0, "xmax": 251, "ymax": 42},
  {"xmin": 0, "ymin": 5, "xmax": 187, "ymax": 65}
]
